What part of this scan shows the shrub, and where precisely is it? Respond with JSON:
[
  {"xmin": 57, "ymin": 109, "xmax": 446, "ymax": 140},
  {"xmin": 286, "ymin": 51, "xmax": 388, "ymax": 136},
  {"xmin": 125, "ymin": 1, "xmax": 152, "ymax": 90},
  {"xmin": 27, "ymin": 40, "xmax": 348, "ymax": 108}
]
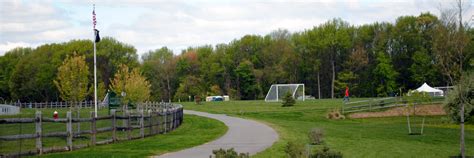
[
  {"xmin": 284, "ymin": 141, "xmax": 305, "ymax": 158},
  {"xmin": 310, "ymin": 146, "xmax": 343, "ymax": 158},
  {"xmin": 326, "ymin": 108, "xmax": 345, "ymax": 120},
  {"xmin": 282, "ymin": 92, "xmax": 296, "ymax": 107},
  {"xmin": 195, "ymin": 95, "xmax": 202, "ymax": 105},
  {"xmin": 444, "ymin": 72, "xmax": 474, "ymax": 123},
  {"xmin": 211, "ymin": 148, "xmax": 249, "ymax": 158},
  {"xmin": 308, "ymin": 128, "xmax": 324, "ymax": 145}
]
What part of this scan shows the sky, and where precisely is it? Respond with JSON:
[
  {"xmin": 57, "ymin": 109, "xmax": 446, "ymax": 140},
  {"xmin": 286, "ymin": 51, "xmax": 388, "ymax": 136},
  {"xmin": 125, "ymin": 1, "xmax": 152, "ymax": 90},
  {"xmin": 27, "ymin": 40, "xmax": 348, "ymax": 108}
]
[{"xmin": 1, "ymin": 0, "xmax": 473, "ymax": 57}]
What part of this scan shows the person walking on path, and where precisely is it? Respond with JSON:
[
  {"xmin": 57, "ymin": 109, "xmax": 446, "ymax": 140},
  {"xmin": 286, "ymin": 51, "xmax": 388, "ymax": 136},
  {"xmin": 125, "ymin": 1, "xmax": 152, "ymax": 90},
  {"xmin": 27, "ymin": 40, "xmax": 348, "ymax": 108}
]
[{"xmin": 344, "ymin": 86, "xmax": 350, "ymax": 102}]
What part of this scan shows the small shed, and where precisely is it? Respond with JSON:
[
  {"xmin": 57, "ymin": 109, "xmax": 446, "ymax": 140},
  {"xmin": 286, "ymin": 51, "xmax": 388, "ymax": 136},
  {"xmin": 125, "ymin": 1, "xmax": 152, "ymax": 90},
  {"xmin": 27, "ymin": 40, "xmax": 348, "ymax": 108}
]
[
  {"xmin": 0, "ymin": 104, "xmax": 20, "ymax": 115},
  {"xmin": 413, "ymin": 83, "xmax": 444, "ymax": 97}
]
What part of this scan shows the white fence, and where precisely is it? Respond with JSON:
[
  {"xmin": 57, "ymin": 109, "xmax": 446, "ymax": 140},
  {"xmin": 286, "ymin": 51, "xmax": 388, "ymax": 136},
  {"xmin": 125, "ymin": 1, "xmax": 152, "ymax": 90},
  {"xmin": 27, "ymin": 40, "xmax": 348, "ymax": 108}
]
[{"xmin": 3, "ymin": 100, "xmax": 106, "ymax": 109}]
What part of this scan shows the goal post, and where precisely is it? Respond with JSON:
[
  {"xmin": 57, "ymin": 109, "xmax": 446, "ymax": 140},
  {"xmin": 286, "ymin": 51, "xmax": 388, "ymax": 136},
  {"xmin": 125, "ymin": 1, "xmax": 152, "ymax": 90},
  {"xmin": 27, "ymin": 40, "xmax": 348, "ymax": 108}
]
[{"xmin": 265, "ymin": 84, "xmax": 305, "ymax": 102}]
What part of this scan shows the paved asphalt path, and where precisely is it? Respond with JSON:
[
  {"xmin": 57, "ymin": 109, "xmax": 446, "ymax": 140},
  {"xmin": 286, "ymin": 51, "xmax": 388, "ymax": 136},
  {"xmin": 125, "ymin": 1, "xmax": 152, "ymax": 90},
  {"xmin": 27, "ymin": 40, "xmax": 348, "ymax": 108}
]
[{"xmin": 154, "ymin": 110, "xmax": 278, "ymax": 158}]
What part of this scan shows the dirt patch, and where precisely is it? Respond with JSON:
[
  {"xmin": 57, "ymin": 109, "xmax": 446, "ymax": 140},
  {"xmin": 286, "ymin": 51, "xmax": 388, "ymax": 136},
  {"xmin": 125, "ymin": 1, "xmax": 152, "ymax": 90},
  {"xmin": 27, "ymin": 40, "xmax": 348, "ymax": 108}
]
[{"xmin": 349, "ymin": 104, "xmax": 446, "ymax": 119}]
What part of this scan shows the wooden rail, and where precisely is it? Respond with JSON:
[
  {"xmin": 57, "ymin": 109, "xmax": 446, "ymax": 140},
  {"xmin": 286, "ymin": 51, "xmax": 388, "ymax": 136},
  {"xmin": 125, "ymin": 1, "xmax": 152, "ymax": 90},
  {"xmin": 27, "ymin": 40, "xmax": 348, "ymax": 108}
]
[
  {"xmin": 342, "ymin": 97, "xmax": 445, "ymax": 114},
  {"xmin": 0, "ymin": 104, "xmax": 184, "ymax": 157}
]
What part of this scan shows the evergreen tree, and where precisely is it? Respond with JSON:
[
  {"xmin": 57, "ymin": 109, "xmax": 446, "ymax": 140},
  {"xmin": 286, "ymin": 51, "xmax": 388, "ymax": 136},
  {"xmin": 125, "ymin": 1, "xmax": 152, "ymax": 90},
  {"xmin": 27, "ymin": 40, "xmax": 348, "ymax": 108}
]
[{"xmin": 282, "ymin": 92, "xmax": 296, "ymax": 107}]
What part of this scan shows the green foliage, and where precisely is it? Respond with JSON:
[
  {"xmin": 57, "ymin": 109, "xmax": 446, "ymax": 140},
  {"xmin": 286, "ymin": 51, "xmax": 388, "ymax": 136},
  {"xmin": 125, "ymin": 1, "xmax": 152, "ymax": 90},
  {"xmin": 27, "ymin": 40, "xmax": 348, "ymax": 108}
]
[
  {"xmin": 110, "ymin": 64, "xmax": 151, "ymax": 104},
  {"xmin": 282, "ymin": 91, "xmax": 296, "ymax": 107},
  {"xmin": 311, "ymin": 146, "xmax": 343, "ymax": 158},
  {"xmin": 334, "ymin": 71, "xmax": 357, "ymax": 96},
  {"xmin": 1, "ymin": 37, "xmax": 138, "ymax": 102},
  {"xmin": 284, "ymin": 141, "xmax": 305, "ymax": 158},
  {"xmin": 141, "ymin": 47, "xmax": 176, "ymax": 101},
  {"xmin": 95, "ymin": 37, "xmax": 139, "ymax": 87},
  {"xmin": 174, "ymin": 75, "xmax": 205, "ymax": 101},
  {"xmin": 212, "ymin": 148, "xmax": 250, "ymax": 158},
  {"xmin": 373, "ymin": 52, "xmax": 398, "ymax": 96},
  {"xmin": 444, "ymin": 72, "xmax": 474, "ymax": 123},
  {"xmin": 9, "ymin": 44, "xmax": 63, "ymax": 101},
  {"xmin": 209, "ymin": 84, "xmax": 223, "ymax": 96},
  {"xmin": 54, "ymin": 54, "xmax": 89, "ymax": 102},
  {"xmin": 432, "ymin": 13, "xmax": 469, "ymax": 85},
  {"xmin": 409, "ymin": 50, "xmax": 440, "ymax": 86},
  {"xmin": 0, "ymin": 47, "xmax": 32, "ymax": 100},
  {"xmin": 308, "ymin": 128, "xmax": 324, "ymax": 145},
  {"xmin": 2, "ymin": 12, "xmax": 473, "ymax": 102},
  {"xmin": 95, "ymin": 81, "xmax": 107, "ymax": 101},
  {"xmin": 403, "ymin": 91, "xmax": 432, "ymax": 106},
  {"xmin": 235, "ymin": 60, "xmax": 259, "ymax": 100}
]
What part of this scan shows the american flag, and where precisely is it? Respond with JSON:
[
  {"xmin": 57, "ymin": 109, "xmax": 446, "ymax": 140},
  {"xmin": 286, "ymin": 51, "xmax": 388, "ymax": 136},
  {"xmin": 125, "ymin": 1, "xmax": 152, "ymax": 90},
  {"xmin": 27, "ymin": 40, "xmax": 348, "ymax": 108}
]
[{"xmin": 92, "ymin": 5, "xmax": 97, "ymax": 29}]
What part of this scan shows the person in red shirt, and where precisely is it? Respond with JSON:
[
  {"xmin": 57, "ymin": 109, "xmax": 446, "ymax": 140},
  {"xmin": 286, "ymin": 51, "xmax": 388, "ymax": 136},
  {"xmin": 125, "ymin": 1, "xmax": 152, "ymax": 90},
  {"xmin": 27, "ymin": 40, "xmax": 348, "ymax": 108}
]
[{"xmin": 344, "ymin": 86, "xmax": 349, "ymax": 102}]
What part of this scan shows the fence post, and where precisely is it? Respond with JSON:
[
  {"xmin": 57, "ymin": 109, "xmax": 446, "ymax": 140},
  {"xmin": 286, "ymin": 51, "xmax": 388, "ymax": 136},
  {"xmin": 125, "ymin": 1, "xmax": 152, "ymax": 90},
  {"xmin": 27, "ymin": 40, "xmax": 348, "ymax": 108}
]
[
  {"xmin": 170, "ymin": 108, "xmax": 175, "ymax": 131},
  {"xmin": 169, "ymin": 109, "xmax": 172, "ymax": 130},
  {"xmin": 140, "ymin": 110, "xmax": 144, "ymax": 138},
  {"xmin": 148, "ymin": 110, "xmax": 153, "ymax": 135},
  {"xmin": 177, "ymin": 108, "xmax": 180, "ymax": 127},
  {"xmin": 173, "ymin": 108, "xmax": 176, "ymax": 129},
  {"xmin": 369, "ymin": 100, "xmax": 372, "ymax": 111},
  {"xmin": 342, "ymin": 102, "xmax": 345, "ymax": 114},
  {"xmin": 126, "ymin": 110, "xmax": 131, "ymax": 140},
  {"xmin": 77, "ymin": 108, "xmax": 81, "ymax": 134},
  {"xmin": 177, "ymin": 108, "xmax": 181, "ymax": 126},
  {"xmin": 90, "ymin": 111, "xmax": 96, "ymax": 146},
  {"xmin": 35, "ymin": 111, "xmax": 42, "ymax": 155},
  {"xmin": 163, "ymin": 109, "xmax": 167, "ymax": 134},
  {"xmin": 66, "ymin": 111, "xmax": 73, "ymax": 150},
  {"xmin": 111, "ymin": 109, "xmax": 117, "ymax": 142},
  {"xmin": 179, "ymin": 108, "xmax": 183, "ymax": 125}
]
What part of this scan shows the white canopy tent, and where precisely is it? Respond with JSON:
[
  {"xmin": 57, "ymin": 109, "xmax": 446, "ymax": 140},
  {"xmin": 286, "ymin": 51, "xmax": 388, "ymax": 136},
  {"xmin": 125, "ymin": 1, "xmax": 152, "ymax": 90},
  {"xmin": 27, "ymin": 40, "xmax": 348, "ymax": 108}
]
[{"xmin": 413, "ymin": 83, "xmax": 444, "ymax": 97}]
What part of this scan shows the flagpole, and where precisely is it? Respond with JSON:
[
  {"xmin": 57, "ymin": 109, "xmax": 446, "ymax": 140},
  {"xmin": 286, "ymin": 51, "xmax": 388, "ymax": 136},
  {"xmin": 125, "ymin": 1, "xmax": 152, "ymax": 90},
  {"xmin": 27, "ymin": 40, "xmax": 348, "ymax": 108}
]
[{"xmin": 93, "ymin": 4, "xmax": 98, "ymax": 118}]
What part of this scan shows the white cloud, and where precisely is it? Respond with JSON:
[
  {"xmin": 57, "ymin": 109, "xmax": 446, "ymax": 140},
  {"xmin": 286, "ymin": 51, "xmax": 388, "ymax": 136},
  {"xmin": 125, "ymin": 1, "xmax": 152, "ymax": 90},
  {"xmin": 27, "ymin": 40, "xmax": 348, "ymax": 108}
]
[
  {"xmin": 0, "ymin": 42, "xmax": 36, "ymax": 56},
  {"xmin": 1, "ymin": 0, "xmax": 472, "ymax": 56}
]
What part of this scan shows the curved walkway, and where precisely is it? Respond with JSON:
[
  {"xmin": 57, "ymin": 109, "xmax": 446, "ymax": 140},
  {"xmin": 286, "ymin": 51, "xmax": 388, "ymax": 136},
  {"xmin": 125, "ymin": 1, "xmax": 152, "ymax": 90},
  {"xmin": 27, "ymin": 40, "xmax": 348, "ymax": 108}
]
[{"xmin": 155, "ymin": 110, "xmax": 278, "ymax": 158}]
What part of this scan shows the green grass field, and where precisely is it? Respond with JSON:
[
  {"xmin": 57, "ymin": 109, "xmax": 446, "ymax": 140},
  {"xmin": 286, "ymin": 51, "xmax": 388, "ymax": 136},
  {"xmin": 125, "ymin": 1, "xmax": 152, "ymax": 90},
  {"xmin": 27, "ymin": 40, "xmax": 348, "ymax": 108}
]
[
  {"xmin": 2, "ymin": 99, "xmax": 473, "ymax": 157},
  {"xmin": 0, "ymin": 108, "xmax": 227, "ymax": 157},
  {"xmin": 182, "ymin": 99, "xmax": 474, "ymax": 158}
]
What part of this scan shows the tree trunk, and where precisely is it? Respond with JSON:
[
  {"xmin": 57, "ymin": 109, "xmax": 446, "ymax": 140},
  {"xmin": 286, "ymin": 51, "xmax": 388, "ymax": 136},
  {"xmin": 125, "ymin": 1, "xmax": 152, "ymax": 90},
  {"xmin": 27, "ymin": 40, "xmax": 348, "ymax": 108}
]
[
  {"xmin": 331, "ymin": 60, "xmax": 335, "ymax": 99},
  {"xmin": 76, "ymin": 102, "xmax": 80, "ymax": 134},
  {"xmin": 317, "ymin": 71, "xmax": 321, "ymax": 99},
  {"xmin": 460, "ymin": 103, "xmax": 465, "ymax": 158}
]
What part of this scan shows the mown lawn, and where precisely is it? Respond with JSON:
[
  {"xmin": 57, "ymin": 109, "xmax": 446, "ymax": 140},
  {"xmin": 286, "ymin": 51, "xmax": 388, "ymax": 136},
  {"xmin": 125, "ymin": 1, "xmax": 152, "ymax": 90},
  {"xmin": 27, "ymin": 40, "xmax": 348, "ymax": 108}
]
[
  {"xmin": 39, "ymin": 114, "xmax": 227, "ymax": 157},
  {"xmin": 182, "ymin": 99, "xmax": 474, "ymax": 158},
  {"xmin": 1, "ymin": 108, "xmax": 227, "ymax": 157}
]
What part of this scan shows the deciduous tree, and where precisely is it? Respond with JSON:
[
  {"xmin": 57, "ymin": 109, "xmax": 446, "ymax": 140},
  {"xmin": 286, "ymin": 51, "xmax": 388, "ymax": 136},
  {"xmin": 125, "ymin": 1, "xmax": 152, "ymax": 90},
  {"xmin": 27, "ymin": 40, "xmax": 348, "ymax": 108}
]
[{"xmin": 54, "ymin": 54, "xmax": 89, "ymax": 103}]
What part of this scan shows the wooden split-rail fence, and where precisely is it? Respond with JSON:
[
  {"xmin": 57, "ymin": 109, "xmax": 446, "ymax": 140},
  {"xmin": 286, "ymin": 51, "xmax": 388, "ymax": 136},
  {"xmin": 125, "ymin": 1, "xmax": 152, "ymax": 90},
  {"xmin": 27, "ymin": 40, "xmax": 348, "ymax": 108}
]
[
  {"xmin": 0, "ymin": 104, "xmax": 183, "ymax": 157},
  {"xmin": 342, "ymin": 96, "xmax": 445, "ymax": 114}
]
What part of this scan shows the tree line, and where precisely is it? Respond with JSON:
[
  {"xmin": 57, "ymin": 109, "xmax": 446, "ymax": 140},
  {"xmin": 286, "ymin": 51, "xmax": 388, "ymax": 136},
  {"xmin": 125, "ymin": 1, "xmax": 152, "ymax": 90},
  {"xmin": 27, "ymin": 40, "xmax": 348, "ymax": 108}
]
[{"xmin": 0, "ymin": 12, "xmax": 473, "ymax": 102}]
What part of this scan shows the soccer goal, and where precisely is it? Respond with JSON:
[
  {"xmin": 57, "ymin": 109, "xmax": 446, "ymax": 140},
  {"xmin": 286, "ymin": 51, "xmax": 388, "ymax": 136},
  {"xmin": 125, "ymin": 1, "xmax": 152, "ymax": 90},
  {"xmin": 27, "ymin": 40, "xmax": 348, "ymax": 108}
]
[{"xmin": 265, "ymin": 84, "xmax": 305, "ymax": 102}]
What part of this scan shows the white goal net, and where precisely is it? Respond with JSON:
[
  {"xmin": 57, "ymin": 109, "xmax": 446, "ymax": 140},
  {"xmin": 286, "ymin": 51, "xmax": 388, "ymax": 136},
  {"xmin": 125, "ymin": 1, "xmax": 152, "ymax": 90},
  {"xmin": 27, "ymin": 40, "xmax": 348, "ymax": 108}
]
[{"xmin": 265, "ymin": 84, "xmax": 305, "ymax": 102}]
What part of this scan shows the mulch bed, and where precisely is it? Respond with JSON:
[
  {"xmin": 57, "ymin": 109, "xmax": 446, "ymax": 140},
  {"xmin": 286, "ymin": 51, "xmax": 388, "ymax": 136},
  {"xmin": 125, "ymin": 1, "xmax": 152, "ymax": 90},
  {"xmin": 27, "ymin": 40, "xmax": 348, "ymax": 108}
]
[{"xmin": 349, "ymin": 104, "xmax": 446, "ymax": 119}]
